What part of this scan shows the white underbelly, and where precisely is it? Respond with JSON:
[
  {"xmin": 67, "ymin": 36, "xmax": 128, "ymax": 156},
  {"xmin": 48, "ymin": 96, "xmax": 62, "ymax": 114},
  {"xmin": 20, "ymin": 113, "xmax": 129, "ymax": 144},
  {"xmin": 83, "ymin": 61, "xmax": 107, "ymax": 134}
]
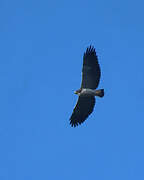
[{"xmin": 80, "ymin": 88, "xmax": 96, "ymax": 96}]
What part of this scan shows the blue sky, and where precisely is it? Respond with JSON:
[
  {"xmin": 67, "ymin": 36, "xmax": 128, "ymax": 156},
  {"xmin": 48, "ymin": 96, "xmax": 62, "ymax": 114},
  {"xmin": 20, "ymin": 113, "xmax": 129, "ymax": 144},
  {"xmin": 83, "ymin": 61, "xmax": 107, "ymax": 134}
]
[{"xmin": 0, "ymin": 0, "xmax": 144, "ymax": 179}]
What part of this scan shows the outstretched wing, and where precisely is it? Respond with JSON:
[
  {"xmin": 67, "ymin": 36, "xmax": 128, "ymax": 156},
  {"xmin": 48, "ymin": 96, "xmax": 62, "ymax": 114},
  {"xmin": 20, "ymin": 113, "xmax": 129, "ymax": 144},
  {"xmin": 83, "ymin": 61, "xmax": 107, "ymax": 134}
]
[
  {"xmin": 81, "ymin": 46, "xmax": 101, "ymax": 89},
  {"xmin": 70, "ymin": 96, "xmax": 95, "ymax": 127}
]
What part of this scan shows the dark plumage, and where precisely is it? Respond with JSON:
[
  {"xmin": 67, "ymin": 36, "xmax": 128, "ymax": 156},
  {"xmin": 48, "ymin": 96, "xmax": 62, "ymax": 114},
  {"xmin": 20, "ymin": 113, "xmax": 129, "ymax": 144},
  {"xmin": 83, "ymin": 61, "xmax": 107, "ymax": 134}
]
[
  {"xmin": 70, "ymin": 46, "xmax": 104, "ymax": 127},
  {"xmin": 70, "ymin": 96, "xmax": 95, "ymax": 127},
  {"xmin": 81, "ymin": 46, "xmax": 101, "ymax": 89}
]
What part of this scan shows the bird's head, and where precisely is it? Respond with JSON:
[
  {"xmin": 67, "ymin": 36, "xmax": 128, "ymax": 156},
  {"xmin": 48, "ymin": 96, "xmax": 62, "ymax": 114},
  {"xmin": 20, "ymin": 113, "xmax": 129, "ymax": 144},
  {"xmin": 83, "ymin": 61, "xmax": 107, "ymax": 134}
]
[
  {"xmin": 74, "ymin": 89, "xmax": 81, "ymax": 95},
  {"xmin": 74, "ymin": 91, "xmax": 78, "ymax": 94}
]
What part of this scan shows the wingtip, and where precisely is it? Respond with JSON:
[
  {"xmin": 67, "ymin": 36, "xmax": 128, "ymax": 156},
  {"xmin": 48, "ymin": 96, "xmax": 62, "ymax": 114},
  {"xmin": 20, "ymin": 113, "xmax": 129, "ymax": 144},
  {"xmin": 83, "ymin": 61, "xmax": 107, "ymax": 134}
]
[
  {"xmin": 70, "ymin": 121, "xmax": 78, "ymax": 128},
  {"xmin": 86, "ymin": 45, "xmax": 96, "ymax": 54},
  {"xmin": 70, "ymin": 117, "xmax": 86, "ymax": 127}
]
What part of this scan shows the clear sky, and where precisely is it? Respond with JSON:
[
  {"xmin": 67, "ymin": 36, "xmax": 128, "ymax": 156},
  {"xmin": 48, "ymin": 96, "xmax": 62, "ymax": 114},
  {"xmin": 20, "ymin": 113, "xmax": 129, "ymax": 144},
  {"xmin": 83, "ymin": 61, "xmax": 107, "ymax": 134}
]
[{"xmin": 0, "ymin": 0, "xmax": 144, "ymax": 179}]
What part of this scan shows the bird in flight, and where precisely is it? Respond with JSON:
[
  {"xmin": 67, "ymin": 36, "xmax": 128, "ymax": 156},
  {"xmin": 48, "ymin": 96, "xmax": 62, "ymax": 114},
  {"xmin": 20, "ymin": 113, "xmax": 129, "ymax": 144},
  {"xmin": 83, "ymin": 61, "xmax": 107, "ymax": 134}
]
[{"xmin": 70, "ymin": 45, "xmax": 104, "ymax": 127}]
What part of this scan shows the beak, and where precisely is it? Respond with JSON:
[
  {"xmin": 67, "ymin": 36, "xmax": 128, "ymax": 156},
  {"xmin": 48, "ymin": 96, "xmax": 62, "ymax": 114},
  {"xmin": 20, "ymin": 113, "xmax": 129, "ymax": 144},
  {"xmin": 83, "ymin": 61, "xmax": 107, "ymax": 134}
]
[{"xmin": 74, "ymin": 91, "xmax": 77, "ymax": 94}]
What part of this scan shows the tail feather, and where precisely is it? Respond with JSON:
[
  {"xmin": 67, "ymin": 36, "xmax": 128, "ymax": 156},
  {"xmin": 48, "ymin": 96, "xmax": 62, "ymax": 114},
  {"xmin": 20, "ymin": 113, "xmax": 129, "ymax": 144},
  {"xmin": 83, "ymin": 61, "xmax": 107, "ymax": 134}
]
[{"xmin": 95, "ymin": 89, "xmax": 104, "ymax": 97}]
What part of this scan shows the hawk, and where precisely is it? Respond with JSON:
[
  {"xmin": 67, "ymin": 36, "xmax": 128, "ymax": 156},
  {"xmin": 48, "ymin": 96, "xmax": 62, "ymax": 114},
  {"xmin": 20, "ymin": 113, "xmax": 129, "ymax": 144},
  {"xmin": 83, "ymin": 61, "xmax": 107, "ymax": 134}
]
[{"xmin": 70, "ymin": 46, "xmax": 104, "ymax": 127}]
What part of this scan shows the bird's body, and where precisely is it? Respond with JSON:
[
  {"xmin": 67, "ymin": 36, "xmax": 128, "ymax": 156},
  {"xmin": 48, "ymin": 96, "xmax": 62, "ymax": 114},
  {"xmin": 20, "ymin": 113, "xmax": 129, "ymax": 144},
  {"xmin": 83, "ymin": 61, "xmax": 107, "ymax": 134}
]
[
  {"xmin": 77, "ymin": 88, "xmax": 97, "ymax": 96},
  {"xmin": 70, "ymin": 46, "xmax": 104, "ymax": 127},
  {"xmin": 75, "ymin": 88, "xmax": 104, "ymax": 97}
]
